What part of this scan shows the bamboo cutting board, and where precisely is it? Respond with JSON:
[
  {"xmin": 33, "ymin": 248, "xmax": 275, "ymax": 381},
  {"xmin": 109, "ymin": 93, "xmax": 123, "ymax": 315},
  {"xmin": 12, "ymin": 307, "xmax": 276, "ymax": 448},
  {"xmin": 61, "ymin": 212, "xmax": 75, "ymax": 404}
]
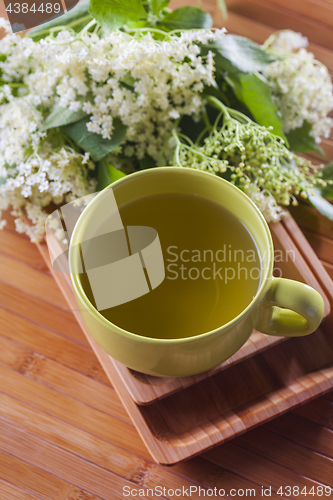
[{"xmin": 37, "ymin": 213, "xmax": 333, "ymax": 464}]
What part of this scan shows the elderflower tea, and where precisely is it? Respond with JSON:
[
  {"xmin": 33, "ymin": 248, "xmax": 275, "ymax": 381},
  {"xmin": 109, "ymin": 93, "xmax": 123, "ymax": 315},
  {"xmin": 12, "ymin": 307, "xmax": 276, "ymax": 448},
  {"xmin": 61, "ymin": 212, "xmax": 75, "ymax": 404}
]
[{"xmin": 80, "ymin": 193, "xmax": 261, "ymax": 339}]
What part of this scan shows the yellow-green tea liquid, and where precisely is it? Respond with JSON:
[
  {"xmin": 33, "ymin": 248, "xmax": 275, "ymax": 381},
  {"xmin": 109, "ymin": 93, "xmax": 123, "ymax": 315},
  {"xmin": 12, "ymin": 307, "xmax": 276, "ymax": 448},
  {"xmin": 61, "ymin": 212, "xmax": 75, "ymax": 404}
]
[{"xmin": 80, "ymin": 193, "xmax": 261, "ymax": 339}]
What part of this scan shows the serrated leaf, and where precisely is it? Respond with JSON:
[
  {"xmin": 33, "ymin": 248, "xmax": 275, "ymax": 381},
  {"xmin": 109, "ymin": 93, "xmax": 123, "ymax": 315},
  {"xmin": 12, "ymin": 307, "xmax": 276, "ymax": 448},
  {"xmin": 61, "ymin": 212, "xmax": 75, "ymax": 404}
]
[
  {"xmin": 203, "ymin": 35, "xmax": 274, "ymax": 74},
  {"xmin": 62, "ymin": 117, "xmax": 126, "ymax": 161},
  {"xmin": 41, "ymin": 104, "xmax": 88, "ymax": 131},
  {"xmin": 89, "ymin": 0, "xmax": 147, "ymax": 30},
  {"xmin": 158, "ymin": 6, "xmax": 212, "ymax": 30},
  {"xmin": 28, "ymin": 0, "xmax": 91, "ymax": 39},
  {"xmin": 228, "ymin": 73, "xmax": 286, "ymax": 141},
  {"xmin": 286, "ymin": 121, "xmax": 324, "ymax": 155},
  {"xmin": 97, "ymin": 159, "xmax": 126, "ymax": 190},
  {"xmin": 307, "ymin": 188, "xmax": 333, "ymax": 220}
]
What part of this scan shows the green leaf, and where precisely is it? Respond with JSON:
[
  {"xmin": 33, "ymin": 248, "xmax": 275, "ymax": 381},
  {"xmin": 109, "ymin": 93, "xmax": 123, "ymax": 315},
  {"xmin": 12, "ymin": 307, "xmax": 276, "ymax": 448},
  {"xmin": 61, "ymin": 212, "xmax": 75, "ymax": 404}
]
[
  {"xmin": 97, "ymin": 159, "xmax": 126, "ymax": 190},
  {"xmin": 158, "ymin": 6, "xmax": 212, "ymax": 30},
  {"xmin": 229, "ymin": 73, "xmax": 286, "ymax": 141},
  {"xmin": 0, "ymin": 176, "xmax": 6, "ymax": 186},
  {"xmin": 203, "ymin": 35, "xmax": 274, "ymax": 74},
  {"xmin": 307, "ymin": 188, "xmax": 333, "ymax": 220},
  {"xmin": 138, "ymin": 155, "xmax": 155, "ymax": 169},
  {"xmin": 320, "ymin": 161, "xmax": 333, "ymax": 180},
  {"xmin": 89, "ymin": 0, "xmax": 147, "ymax": 30},
  {"xmin": 41, "ymin": 103, "xmax": 88, "ymax": 131},
  {"xmin": 317, "ymin": 186, "xmax": 333, "ymax": 200},
  {"xmin": 28, "ymin": 0, "xmax": 91, "ymax": 39},
  {"xmin": 314, "ymin": 162, "xmax": 333, "ymax": 200},
  {"xmin": 62, "ymin": 117, "xmax": 127, "ymax": 161},
  {"xmin": 319, "ymin": 162, "xmax": 333, "ymax": 196},
  {"xmin": 286, "ymin": 121, "xmax": 324, "ymax": 155},
  {"xmin": 147, "ymin": 0, "xmax": 170, "ymax": 16}
]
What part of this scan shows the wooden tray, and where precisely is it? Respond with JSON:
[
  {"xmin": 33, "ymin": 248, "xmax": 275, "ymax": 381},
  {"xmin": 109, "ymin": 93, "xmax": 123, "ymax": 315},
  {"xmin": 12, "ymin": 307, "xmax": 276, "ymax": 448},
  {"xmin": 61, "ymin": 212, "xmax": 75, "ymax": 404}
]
[{"xmin": 38, "ymin": 213, "xmax": 333, "ymax": 464}]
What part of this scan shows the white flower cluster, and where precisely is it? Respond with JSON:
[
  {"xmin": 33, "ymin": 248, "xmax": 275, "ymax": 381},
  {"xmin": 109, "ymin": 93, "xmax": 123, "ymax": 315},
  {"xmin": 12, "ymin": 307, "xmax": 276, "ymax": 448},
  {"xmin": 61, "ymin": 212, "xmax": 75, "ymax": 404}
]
[
  {"xmin": 264, "ymin": 30, "xmax": 308, "ymax": 53},
  {"xmin": 0, "ymin": 25, "xmax": 224, "ymax": 240},
  {"xmin": 81, "ymin": 30, "xmax": 221, "ymax": 160},
  {"xmin": 1, "ymin": 27, "xmax": 224, "ymax": 158},
  {"xmin": 243, "ymin": 184, "xmax": 287, "ymax": 223},
  {"xmin": 0, "ymin": 144, "xmax": 96, "ymax": 242},
  {"xmin": 263, "ymin": 30, "xmax": 333, "ymax": 141},
  {"xmin": 0, "ymin": 98, "xmax": 43, "ymax": 176},
  {"xmin": 0, "ymin": 18, "xmax": 12, "ymax": 34}
]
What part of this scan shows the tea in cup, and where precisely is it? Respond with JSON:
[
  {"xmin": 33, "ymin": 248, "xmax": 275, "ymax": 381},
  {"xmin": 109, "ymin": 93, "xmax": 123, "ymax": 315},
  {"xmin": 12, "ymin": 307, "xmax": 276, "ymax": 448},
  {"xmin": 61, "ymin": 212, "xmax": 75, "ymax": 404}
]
[{"xmin": 69, "ymin": 167, "xmax": 324, "ymax": 377}]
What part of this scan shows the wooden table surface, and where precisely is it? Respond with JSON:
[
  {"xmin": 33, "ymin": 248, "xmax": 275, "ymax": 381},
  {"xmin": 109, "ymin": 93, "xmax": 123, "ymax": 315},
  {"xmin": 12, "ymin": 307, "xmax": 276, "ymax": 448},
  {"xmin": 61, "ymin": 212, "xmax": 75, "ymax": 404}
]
[{"xmin": 1, "ymin": 1, "xmax": 333, "ymax": 499}]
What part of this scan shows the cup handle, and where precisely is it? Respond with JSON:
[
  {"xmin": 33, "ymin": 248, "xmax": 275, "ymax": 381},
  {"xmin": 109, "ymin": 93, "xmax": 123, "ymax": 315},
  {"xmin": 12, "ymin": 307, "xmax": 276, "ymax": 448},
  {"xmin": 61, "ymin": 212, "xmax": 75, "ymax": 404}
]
[{"xmin": 254, "ymin": 277, "xmax": 325, "ymax": 337}]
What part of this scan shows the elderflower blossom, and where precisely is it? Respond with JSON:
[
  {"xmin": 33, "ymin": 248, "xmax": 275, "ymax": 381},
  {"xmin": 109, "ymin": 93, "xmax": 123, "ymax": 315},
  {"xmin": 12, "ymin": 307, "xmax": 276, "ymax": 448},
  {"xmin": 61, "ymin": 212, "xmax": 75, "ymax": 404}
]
[
  {"xmin": 0, "ymin": 146, "xmax": 96, "ymax": 242},
  {"xmin": 263, "ymin": 30, "xmax": 333, "ymax": 142},
  {"xmin": 174, "ymin": 102, "xmax": 323, "ymax": 223},
  {"xmin": 0, "ymin": 18, "xmax": 12, "ymax": 34},
  {"xmin": 0, "ymin": 97, "xmax": 43, "ymax": 175}
]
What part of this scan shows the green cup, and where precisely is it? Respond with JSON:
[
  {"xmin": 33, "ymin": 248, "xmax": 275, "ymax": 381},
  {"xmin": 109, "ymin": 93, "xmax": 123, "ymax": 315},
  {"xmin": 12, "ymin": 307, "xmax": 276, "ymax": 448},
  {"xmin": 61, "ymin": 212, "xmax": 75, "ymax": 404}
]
[{"xmin": 69, "ymin": 167, "xmax": 324, "ymax": 377}]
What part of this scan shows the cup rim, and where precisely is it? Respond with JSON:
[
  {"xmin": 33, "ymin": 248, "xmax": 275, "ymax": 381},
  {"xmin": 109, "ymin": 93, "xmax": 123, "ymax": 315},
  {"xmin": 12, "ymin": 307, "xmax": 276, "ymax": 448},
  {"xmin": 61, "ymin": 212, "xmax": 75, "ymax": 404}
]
[{"xmin": 69, "ymin": 167, "xmax": 274, "ymax": 344}]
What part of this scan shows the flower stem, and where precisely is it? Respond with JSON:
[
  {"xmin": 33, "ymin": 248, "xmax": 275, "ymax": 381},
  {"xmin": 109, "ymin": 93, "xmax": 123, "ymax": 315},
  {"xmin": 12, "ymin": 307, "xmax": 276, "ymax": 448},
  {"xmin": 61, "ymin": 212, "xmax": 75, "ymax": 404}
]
[
  {"xmin": 206, "ymin": 95, "xmax": 252, "ymax": 124},
  {"xmin": 27, "ymin": 15, "xmax": 93, "ymax": 39}
]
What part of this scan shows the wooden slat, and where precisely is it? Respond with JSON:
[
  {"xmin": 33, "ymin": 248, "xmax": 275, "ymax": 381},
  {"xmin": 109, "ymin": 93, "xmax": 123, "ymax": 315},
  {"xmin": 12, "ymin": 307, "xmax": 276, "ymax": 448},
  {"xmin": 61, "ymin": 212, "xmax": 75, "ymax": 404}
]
[
  {"xmin": 0, "ymin": 228, "xmax": 49, "ymax": 272},
  {"xmin": 0, "ymin": 334, "xmax": 126, "ymax": 419},
  {"xmin": 0, "ymin": 449, "xmax": 73, "ymax": 500},
  {"xmin": 289, "ymin": 203, "xmax": 333, "ymax": 241},
  {"xmin": 293, "ymin": 397, "xmax": 333, "ymax": 429},
  {"xmin": 0, "ymin": 363, "xmax": 148, "ymax": 459},
  {"xmin": 0, "ymin": 420, "xmax": 144, "ymax": 500},
  {"xmin": 174, "ymin": 458, "xmax": 284, "ymax": 500},
  {"xmin": 264, "ymin": 412, "xmax": 333, "ymax": 458},
  {"xmin": 0, "ymin": 307, "xmax": 109, "ymax": 384},
  {"xmin": 234, "ymin": 427, "xmax": 333, "ymax": 485},
  {"xmin": 225, "ymin": 0, "xmax": 333, "ymax": 49},
  {"xmin": 0, "ymin": 253, "xmax": 69, "ymax": 310},
  {"xmin": 204, "ymin": 442, "xmax": 331, "ymax": 496},
  {"xmin": 252, "ymin": 0, "xmax": 333, "ymax": 27},
  {"xmin": 0, "ymin": 390, "xmax": 282, "ymax": 500},
  {"xmin": 282, "ymin": 215, "xmax": 333, "ymax": 312},
  {"xmin": 0, "ymin": 479, "xmax": 43, "ymax": 500},
  {"xmin": 57, "ymin": 216, "xmax": 330, "ymax": 406}
]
